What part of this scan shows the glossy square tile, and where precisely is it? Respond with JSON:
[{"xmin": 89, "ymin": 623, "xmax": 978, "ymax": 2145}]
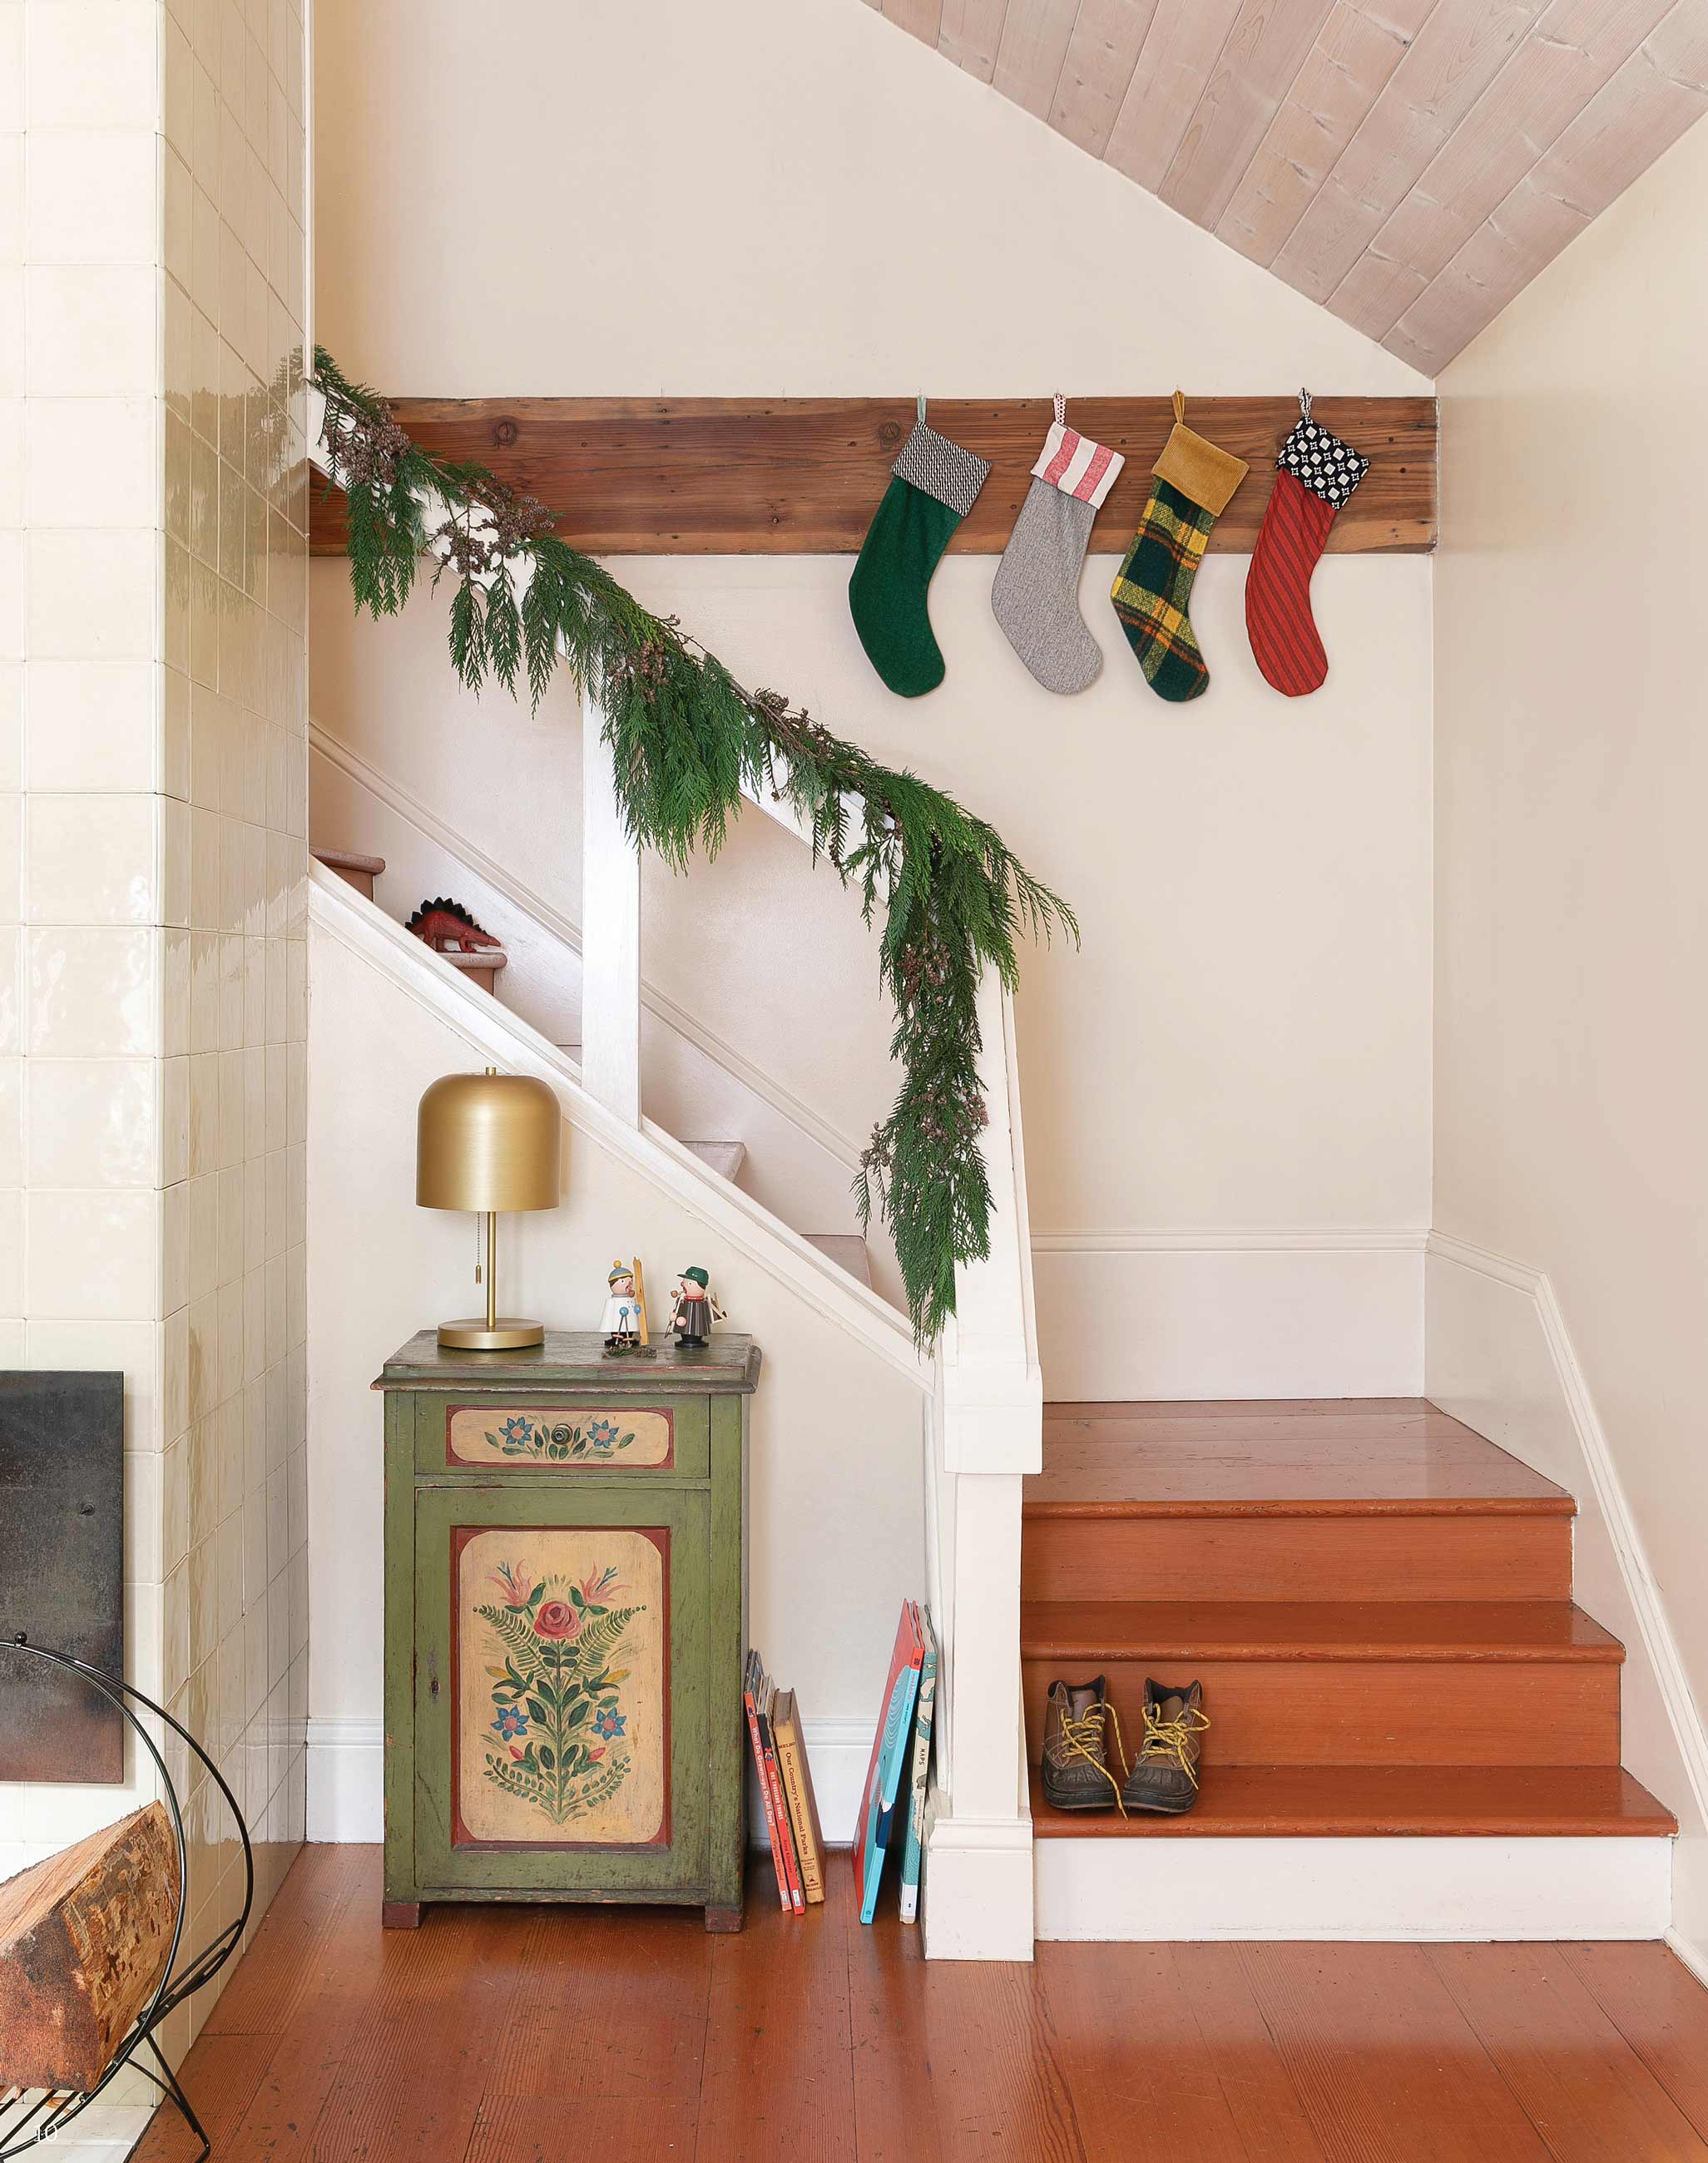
[
  {"xmin": 25, "ymin": 263, "xmax": 157, "ymax": 396},
  {"xmin": 27, "ymin": 1057, "xmax": 159, "ymax": 1188},
  {"xmin": 27, "ymin": 530, "xmax": 157, "ymax": 661},
  {"xmin": 27, "ymin": 793, "xmax": 158, "ymax": 925},
  {"xmin": 24, "ymin": 1186, "xmax": 158, "ymax": 1319},
  {"xmin": 24, "ymin": 658, "xmax": 156, "ymax": 792},
  {"xmin": 25, "ymin": 130, "xmax": 159, "ymax": 266},
  {"xmin": 27, "ymin": 1, "xmax": 162, "ymax": 130},
  {"xmin": 26, "ymin": 925, "xmax": 157, "ymax": 1056}
]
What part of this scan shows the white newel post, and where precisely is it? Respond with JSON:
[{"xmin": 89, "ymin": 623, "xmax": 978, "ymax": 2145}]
[
  {"xmin": 580, "ymin": 690, "xmax": 641, "ymax": 1125},
  {"xmin": 922, "ymin": 973, "xmax": 1042, "ymax": 1962}
]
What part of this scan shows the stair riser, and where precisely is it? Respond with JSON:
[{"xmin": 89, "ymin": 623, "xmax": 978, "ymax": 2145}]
[
  {"xmin": 1021, "ymin": 1512, "xmax": 1572, "ymax": 1604},
  {"xmin": 1034, "ymin": 1834, "xmax": 1671, "ymax": 1942},
  {"xmin": 1022, "ymin": 1659, "xmax": 1620, "ymax": 1769}
]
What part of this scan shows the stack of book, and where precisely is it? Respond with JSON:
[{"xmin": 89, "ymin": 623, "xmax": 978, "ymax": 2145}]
[
  {"xmin": 743, "ymin": 1648, "xmax": 828, "ymax": 1913},
  {"xmin": 853, "ymin": 1601, "xmax": 938, "ymax": 1924}
]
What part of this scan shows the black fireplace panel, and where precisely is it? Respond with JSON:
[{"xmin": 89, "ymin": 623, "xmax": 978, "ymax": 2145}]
[{"xmin": 0, "ymin": 1370, "xmax": 126, "ymax": 1783}]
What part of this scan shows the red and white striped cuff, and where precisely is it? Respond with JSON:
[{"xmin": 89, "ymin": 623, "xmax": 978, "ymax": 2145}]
[{"xmin": 1031, "ymin": 421, "xmax": 1124, "ymax": 508}]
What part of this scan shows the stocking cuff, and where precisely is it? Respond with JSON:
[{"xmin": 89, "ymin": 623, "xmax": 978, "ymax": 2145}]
[
  {"xmin": 1277, "ymin": 413, "xmax": 1369, "ymax": 509},
  {"xmin": 1030, "ymin": 421, "xmax": 1125, "ymax": 508},
  {"xmin": 1154, "ymin": 423, "xmax": 1249, "ymax": 517},
  {"xmin": 892, "ymin": 419, "xmax": 991, "ymax": 518}
]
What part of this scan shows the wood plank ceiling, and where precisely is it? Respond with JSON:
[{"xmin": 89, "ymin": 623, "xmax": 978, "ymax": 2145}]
[{"xmin": 869, "ymin": 0, "xmax": 1708, "ymax": 374}]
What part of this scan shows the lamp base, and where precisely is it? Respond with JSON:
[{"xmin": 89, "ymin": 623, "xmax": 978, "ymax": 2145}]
[{"xmin": 437, "ymin": 1317, "xmax": 545, "ymax": 1352}]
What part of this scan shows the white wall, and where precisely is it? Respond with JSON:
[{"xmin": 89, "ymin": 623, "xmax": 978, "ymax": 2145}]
[
  {"xmin": 1430, "ymin": 112, "xmax": 1708, "ymax": 1963},
  {"xmin": 311, "ymin": 0, "xmax": 1436, "ymax": 1403}
]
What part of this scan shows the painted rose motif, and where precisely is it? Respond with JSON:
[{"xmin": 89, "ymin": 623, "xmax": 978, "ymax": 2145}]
[
  {"xmin": 475, "ymin": 1557, "xmax": 644, "ymax": 1828},
  {"xmin": 533, "ymin": 1599, "xmax": 581, "ymax": 1641}
]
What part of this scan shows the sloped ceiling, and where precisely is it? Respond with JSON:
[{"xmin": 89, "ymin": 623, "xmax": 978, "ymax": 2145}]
[{"xmin": 866, "ymin": 0, "xmax": 1708, "ymax": 374}]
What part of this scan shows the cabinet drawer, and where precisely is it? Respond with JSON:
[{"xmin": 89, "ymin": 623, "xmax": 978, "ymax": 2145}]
[
  {"xmin": 411, "ymin": 1483, "xmax": 710, "ymax": 1896},
  {"xmin": 413, "ymin": 1392, "xmax": 710, "ymax": 1478}
]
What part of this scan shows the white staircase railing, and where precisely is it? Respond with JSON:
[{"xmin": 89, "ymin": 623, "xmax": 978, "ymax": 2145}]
[{"xmin": 309, "ymin": 401, "xmax": 1042, "ymax": 1958}]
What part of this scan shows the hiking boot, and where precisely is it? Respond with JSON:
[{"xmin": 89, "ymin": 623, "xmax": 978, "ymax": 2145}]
[
  {"xmin": 1120, "ymin": 1678, "xmax": 1209, "ymax": 1815},
  {"xmin": 1040, "ymin": 1675, "xmax": 1126, "ymax": 1813}
]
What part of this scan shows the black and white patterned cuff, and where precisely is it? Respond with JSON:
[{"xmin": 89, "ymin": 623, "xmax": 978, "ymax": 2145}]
[
  {"xmin": 1277, "ymin": 414, "xmax": 1369, "ymax": 510},
  {"xmin": 893, "ymin": 420, "xmax": 991, "ymax": 518}
]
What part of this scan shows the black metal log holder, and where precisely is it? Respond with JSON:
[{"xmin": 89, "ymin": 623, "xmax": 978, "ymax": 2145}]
[{"xmin": 0, "ymin": 1635, "xmax": 255, "ymax": 2162}]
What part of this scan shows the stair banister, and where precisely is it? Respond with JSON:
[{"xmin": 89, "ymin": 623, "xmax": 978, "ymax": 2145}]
[{"xmin": 310, "ymin": 391, "xmax": 1041, "ymax": 1958}]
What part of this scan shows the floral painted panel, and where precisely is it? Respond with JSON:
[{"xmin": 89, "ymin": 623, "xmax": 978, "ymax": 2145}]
[
  {"xmin": 448, "ymin": 1405, "xmax": 673, "ymax": 1468},
  {"xmin": 455, "ymin": 1527, "xmax": 666, "ymax": 1846}
]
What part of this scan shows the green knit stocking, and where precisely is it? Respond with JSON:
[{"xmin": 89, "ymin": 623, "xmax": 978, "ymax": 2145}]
[{"xmin": 849, "ymin": 401, "xmax": 990, "ymax": 698}]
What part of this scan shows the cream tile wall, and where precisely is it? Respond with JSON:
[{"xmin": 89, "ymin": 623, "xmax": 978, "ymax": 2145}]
[{"xmin": 1, "ymin": 0, "xmax": 308, "ymax": 2061}]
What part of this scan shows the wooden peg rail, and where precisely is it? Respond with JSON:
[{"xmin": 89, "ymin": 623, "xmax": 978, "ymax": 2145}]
[{"xmin": 309, "ymin": 395, "xmax": 1437, "ymax": 558}]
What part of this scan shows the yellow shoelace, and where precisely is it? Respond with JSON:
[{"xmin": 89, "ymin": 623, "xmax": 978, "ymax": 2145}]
[
  {"xmin": 1136, "ymin": 1700, "xmax": 1211, "ymax": 1788},
  {"xmin": 1059, "ymin": 1700, "xmax": 1129, "ymax": 1818}
]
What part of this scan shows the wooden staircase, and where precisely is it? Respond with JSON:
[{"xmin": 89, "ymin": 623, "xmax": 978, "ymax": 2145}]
[
  {"xmin": 1024, "ymin": 1398, "xmax": 1676, "ymax": 1939},
  {"xmin": 311, "ymin": 844, "xmax": 877, "ymax": 1290}
]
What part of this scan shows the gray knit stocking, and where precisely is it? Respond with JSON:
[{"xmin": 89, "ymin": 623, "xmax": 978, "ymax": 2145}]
[{"xmin": 992, "ymin": 398, "xmax": 1125, "ymax": 695}]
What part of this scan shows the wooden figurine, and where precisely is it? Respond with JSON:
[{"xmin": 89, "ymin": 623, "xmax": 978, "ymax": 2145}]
[
  {"xmin": 600, "ymin": 1259, "xmax": 651, "ymax": 1355},
  {"xmin": 669, "ymin": 1265, "xmax": 726, "ymax": 1348}
]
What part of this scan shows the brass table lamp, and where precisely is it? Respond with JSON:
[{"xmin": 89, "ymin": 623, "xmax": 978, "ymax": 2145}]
[{"xmin": 418, "ymin": 1068, "xmax": 561, "ymax": 1349}]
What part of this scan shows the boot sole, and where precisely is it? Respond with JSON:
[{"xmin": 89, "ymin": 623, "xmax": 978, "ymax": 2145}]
[
  {"xmin": 1042, "ymin": 1789, "xmax": 1123, "ymax": 1813},
  {"xmin": 1121, "ymin": 1794, "xmax": 1198, "ymax": 1815}
]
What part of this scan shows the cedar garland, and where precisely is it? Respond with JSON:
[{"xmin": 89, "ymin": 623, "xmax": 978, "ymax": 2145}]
[{"xmin": 312, "ymin": 349, "xmax": 1076, "ymax": 1344}]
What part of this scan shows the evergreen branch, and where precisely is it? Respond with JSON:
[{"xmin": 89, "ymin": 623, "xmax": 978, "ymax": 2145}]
[{"xmin": 312, "ymin": 348, "xmax": 1077, "ymax": 1342}]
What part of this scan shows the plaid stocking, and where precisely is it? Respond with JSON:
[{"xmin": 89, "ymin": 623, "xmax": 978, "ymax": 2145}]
[
  {"xmin": 1244, "ymin": 392, "xmax": 1369, "ymax": 697},
  {"xmin": 1110, "ymin": 393, "xmax": 1248, "ymax": 703}
]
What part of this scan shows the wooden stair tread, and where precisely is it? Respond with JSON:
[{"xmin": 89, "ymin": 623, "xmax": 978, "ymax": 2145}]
[
  {"xmin": 311, "ymin": 847, "xmax": 385, "ymax": 874},
  {"xmin": 1027, "ymin": 1762, "xmax": 1678, "ymax": 1839},
  {"xmin": 436, "ymin": 947, "xmax": 507, "ymax": 973},
  {"xmin": 802, "ymin": 1233, "xmax": 872, "ymax": 1286},
  {"xmin": 1029, "ymin": 1398, "xmax": 1573, "ymax": 1517},
  {"xmin": 1021, "ymin": 1600, "xmax": 1625, "ymax": 1664}
]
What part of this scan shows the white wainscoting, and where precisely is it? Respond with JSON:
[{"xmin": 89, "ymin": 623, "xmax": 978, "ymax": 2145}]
[
  {"xmin": 1427, "ymin": 1231, "xmax": 1707, "ymax": 1966},
  {"xmin": 308, "ymin": 1715, "xmax": 875, "ymax": 1849},
  {"xmin": 1032, "ymin": 1230, "xmax": 1426, "ymax": 1400}
]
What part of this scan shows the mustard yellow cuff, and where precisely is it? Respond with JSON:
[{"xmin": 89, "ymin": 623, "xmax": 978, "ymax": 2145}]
[{"xmin": 1153, "ymin": 423, "xmax": 1249, "ymax": 517}]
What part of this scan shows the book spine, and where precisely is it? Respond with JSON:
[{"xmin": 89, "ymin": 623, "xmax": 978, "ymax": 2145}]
[
  {"xmin": 775, "ymin": 1715, "xmax": 824, "ymax": 1905},
  {"xmin": 744, "ymin": 1655, "xmax": 790, "ymax": 1912},
  {"xmin": 757, "ymin": 1696, "xmax": 804, "ymax": 1914}
]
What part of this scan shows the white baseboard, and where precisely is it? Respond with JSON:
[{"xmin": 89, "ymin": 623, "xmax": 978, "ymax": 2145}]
[
  {"xmin": 1032, "ymin": 1230, "xmax": 1425, "ymax": 1399},
  {"xmin": 1427, "ymin": 1230, "xmax": 1708, "ymax": 1962},
  {"xmin": 1036, "ymin": 1834, "xmax": 1671, "ymax": 1942},
  {"xmin": 308, "ymin": 1714, "xmax": 874, "ymax": 1848}
]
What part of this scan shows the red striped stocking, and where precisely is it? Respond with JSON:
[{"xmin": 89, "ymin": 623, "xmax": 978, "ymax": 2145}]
[{"xmin": 1244, "ymin": 393, "xmax": 1369, "ymax": 698}]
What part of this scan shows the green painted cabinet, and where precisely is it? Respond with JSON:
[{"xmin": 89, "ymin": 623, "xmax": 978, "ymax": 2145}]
[{"xmin": 373, "ymin": 1329, "xmax": 758, "ymax": 1932}]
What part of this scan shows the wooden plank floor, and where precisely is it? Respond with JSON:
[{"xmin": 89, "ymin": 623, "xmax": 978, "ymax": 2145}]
[{"xmin": 134, "ymin": 1844, "xmax": 1708, "ymax": 2162}]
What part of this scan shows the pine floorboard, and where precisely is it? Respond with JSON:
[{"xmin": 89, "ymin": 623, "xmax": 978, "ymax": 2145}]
[{"xmin": 132, "ymin": 1844, "xmax": 1708, "ymax": 2163}]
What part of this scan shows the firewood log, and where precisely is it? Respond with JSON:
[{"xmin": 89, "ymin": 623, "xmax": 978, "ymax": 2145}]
[{"xmin": 0, "ymin": 1801, "xmax": 179, "ymax": 2093}]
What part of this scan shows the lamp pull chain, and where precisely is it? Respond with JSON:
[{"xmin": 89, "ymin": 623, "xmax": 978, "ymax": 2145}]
[{"xmin": 474, "ymin": 1215, "xmax": 483, "ymax": 1287}]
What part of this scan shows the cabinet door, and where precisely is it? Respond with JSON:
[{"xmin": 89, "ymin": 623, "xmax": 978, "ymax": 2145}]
[{"xmin": 413, "ymin": 1483, "xmax": 710, "ymax": 1894}]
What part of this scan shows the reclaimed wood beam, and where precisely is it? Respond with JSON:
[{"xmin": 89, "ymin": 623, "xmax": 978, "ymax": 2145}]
[{"xmin": 308, "ymin": 394, "xmax": 1437, "ymax": 558}]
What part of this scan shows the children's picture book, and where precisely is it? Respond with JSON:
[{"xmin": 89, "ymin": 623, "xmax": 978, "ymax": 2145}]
[
  {"xmin": 853, "ymin": 1600, "xmax": 925, "ymax": 1925},
  {"xmin": 757, "ymin": 1671, "xmax": 804, "ymax": 1914},
  {"xmin": 897, "ymin": 1605, "xmax": 938, "ymax": 1924},
  {"xmin": 772, "ymin": 1686, "xmax": 826, "ymax": 1905},
  {"xmin": 742, "ymin": 1648, "xmax": 790, "ymax": 1913}
]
